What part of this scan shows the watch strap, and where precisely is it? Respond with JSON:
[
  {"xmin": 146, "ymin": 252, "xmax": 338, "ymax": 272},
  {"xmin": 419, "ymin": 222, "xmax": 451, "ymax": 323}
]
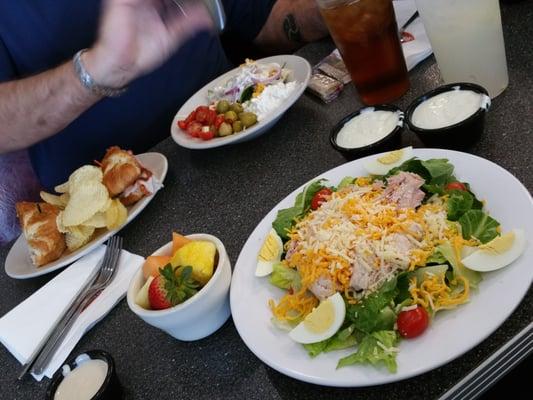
[{"xmin": 73, "ymin": 49, "xmax": 127, "ymax": 98}]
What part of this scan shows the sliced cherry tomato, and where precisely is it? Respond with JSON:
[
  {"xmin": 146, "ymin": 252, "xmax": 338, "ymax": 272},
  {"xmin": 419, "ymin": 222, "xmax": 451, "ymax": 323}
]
[
  {"xmin": 184, "ymin": 110, "xmax": 196, "ymax": 126},
  {"xmin": 205, "ymin": 109, "xmax": 217, "ymax": 125},
  {"xmin": 311, "ymin": 188, "xmax": 333, "ymax": 210},
  {"xmin": 396, "ymin": 306, "xmax": 429, "ymax": 338},
  {"xmin": 194, "ymin": 106, "xmax": 210, "ymax": 123},
  {"xmin": 186, "ymin": 121, "xmax": 203, "ymax": 138},
  {"xmin": 177, "ymin": 120, "xmax": 188, "ymax": 130},
  {"xmin": 198, "ymin": 125, "xmax": 216, "ymax": 140},
  {"xmin": 445, "ymin": 182, "xmax": 467, "ymax": 191},
  {"xmin": 214, "ymin": 114, "xmax": 225, "ymax": 130}
]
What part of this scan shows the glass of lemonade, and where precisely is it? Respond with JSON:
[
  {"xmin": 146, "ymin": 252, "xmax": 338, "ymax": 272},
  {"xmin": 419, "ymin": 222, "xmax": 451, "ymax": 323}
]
[
  {"xmin": 316, "ymin": 0, "xmax": 410, "ymax": 105},
  {"xmin": 414, "ymin": 0, "xmax": 509, "ymax": 98}
]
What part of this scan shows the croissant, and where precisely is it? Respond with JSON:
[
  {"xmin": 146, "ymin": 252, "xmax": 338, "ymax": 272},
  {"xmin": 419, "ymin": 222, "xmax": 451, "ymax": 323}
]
[
  {"xmin": 15, "ymin": 202, "xmax": 66, "ymax": 266},
  {"xmin": 100, "ymin": 146, "xmax": 142, "ymax": 197}
]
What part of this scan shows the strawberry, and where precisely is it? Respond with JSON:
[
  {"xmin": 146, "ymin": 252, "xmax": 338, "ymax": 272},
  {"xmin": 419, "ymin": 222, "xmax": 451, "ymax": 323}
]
[{"xmin": 148, "ymin": 264, "xmax": 199, "ymax": 310}]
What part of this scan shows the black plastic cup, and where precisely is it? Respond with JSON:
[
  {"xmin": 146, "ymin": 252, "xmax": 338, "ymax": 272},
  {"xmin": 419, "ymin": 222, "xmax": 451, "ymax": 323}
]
[
  {"xmin": 45, "ymin": 350, "xmax": 123, "ymax": 400},
  {"xmin": 405, "ymin": 82, "xmax": 491, "ymax": 149},
  {"xmin": 330, "ymin": 104, "xmax": 405, "ymax": 160}
]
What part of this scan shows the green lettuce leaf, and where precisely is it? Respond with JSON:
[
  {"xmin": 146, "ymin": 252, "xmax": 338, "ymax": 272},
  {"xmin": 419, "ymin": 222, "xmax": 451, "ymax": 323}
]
[
  {"xmin": 272, "ymin": 180, "xmax": 326, "ymax": 240},
  {"xmin": 421, "ymin": 159, "xmax": 455, "ymax": 185},
  {"xmin": 269, "ymin": 262, "xmax": 301, "ymax": 291},
  {"xmin": 458, "ymin": 210, "xmax": 500, "ymax": 244},
  {"xmin": 303, "ymin": 340, "xmax": 328, "ymax": 358},
  {"xmin": 435, "ymin": 242, "xmax": 481, "ymax": 287},
  {"xmin": 346, "ymin": 277, "xmax": 398, "ymax": 334},
  {"xmin": 426, "ymin": 249, "xmax": 447, "ymax": 264},
  {"xmin": 337, "ymin": 330, "xmax": 399, "ymax": 373},
  {"xmin": 337, "ymin": 176, "xmax": 355, "ymax": 190},
  {"xmin": 447, "ymin": 190, "xmax": 474, "ymax": 221},
  {"xmin": 303, "ymin": 324, "xmax": 359, "ymax": 357}
]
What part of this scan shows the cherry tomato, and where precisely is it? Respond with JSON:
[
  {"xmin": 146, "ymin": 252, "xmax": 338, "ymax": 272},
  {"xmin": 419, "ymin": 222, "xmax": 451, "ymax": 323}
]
[
  {"xmin": 198, "ymin": 125, "xmax": 216, "ymax": 140},
  {"xmin": 445, "ymin": 182, "xmax": 467, "ymax": 191},
  {"xmin": 396, "ymin": 306, "xmax": 429, "ymax": 339},
  {"xmin": 214, "ymin": 114, "xmax": 225, "ymax": 130},
  {"xmin": 184, "ymin": 110, "xmax": 196, "ymax": 126},
  {"xmin": 311, "ymin": 188, "xmax": 333, "ymax": 210},
  {"xmin": 186, "ymin": 121, "xmax": 203, "ymax": 138},
  {"xmin": 205, "ymin": 109, "xmax": 217, "ymax": 125},
  {"xmin": 177, "ymin": 120, "xmax": 188, "ymax": 130},
  {"xmin": 194, "ymin": 106, "xmax": 210, "ymax": 123}
]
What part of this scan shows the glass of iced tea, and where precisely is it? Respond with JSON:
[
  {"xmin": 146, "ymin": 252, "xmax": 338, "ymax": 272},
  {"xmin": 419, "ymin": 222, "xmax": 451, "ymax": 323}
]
[{"xmin": 316, "ymin": 0, "xmax": 410, "ymax": 105}]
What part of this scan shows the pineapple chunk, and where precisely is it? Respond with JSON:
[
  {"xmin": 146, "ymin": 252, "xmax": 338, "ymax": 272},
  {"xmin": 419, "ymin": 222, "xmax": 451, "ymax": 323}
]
[{"xmin": 170, "ymin": 241, "xmax": 216, "ymax": 284}]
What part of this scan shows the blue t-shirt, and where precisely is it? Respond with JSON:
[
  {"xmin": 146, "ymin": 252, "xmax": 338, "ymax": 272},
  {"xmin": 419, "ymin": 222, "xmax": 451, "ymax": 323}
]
[{"xmin": 0, "ymin": 0, "xmax": 275, "ymax": 189}]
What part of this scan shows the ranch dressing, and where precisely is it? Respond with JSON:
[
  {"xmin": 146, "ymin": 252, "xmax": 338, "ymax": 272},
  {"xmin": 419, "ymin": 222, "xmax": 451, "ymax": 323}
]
[
  {"xmin": 336, "ymin": 109, "xmax": 401, "ymax": 149},
  {"xmin": 411, "ymin": 89, "xmax": 487, "ymax": 129},
  {"xmin": 54, "ymin": 355, "xmax": 108, "ymax": 400}
]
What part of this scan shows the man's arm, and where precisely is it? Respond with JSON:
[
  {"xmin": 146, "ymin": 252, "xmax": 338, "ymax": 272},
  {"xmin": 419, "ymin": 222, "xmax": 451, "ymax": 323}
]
[
  {"xmin": 254, "ymin": 0, "xmax": 329, "ymax": 52},
  {"xmin": 0, "ymin": 0, "xmax": 212, "ymax": 154},
  {"xmin": 0, "ymin": 62, "xmax": 102, "ymax": 153}
]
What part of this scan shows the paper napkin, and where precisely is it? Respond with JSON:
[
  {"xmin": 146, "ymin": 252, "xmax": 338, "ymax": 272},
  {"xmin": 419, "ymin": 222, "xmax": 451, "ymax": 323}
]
[
  {"xmin": 0, "ymin": 245, "xmax": 143, "ymax": 381},
  {"xmin": 393, "ymin": 0, "xmax": 433, "ymax": 71}
]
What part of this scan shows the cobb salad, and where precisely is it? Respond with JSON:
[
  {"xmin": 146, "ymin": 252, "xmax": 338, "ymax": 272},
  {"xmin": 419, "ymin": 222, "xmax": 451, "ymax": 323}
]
[
  {"xmin": 178, "ymin": 59, "xmax": 300, "ymax": 140},
  {"xmin": 256, "ymin": 147, "xmax": 526, "ymax": 373}
]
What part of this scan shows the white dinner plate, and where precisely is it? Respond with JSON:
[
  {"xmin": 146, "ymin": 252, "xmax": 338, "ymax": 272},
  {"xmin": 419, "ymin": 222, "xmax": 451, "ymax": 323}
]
[
  {"xmin": 171, "ymin": 55, "xmax": 311, "ymax": 149},
  {"xmin": 230, "ymin": 149, "xmax": 533, "ymax": 387},
  {"xmin": 5, "ymin": 152, "xmax": 168, "ymax": 279}
]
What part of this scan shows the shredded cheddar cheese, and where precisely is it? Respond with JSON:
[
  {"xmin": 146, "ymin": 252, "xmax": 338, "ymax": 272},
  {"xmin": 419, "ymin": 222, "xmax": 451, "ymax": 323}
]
[
  {"xmin": 409, "ymin": 274, "xmax": 470, "ymax": 312},
  {"xmin": 269, "ymin": 182, "xmax": 466, "ymax": 321}
]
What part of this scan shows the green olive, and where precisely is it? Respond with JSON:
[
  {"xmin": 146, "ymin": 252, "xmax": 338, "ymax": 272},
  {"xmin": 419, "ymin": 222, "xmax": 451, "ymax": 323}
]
[
  {"xmin": 230, "ymin": 102, "xmax": 244, "ymax": 113},
  {"xmin": 232, "ymin": 120, "xmax": 243, "ymax": 133},
  {"xmin": 218, "ymin": 122, "xmax": 233, "ymax": 136},
  {"xmin": 238, "ymin": 112, "xmax": 258, "ymax": 128},
  {"xmin": 216, "ymin": 100, "xmax": 230, "ymax": 114},
  {"xmin": 224, "ymin": 110, "xmax": 238, "ymax": 122}
]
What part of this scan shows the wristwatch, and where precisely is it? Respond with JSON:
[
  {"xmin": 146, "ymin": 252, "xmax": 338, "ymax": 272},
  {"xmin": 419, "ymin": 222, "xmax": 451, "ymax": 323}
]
[{"xmin": 73, "ymin": 49, "xmax": 127, "ymax": 98}]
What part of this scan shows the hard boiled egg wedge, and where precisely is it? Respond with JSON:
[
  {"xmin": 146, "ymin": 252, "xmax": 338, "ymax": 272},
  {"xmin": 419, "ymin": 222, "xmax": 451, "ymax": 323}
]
[
  {"xmin": 256, "ymin": 228, "xmax": 283, "ymax": 277},
  {"xmin": 364, "ymin": 146, "xmax": 413, "ymax": 176},
  {"xmin": 289, "ymin": 292, "xmax": 346, "ymax": 344},
  {"xmin": 462, "ymin": 229, "xmax": 526, "ymax": 272}
]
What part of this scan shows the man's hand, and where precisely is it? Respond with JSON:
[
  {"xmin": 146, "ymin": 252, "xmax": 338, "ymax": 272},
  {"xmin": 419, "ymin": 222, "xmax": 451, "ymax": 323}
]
[{"xmin": 84, "ymin": 0, "xmax": 213, "ymax": 88}]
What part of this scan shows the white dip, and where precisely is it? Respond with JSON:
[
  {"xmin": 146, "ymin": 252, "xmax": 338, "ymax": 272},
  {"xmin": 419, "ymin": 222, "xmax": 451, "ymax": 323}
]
[
  {"xmin": 244, "ymin": 81, "xmax": 298, "ymax": 121},
  {"xmin": 411, "ymin": 89, "xmax": 484, "ymax": 129},
  {"xmin": 55, "ymin": 358, "xmax": 108, "ymax": 400},
  {"xmin": 336, "ymin": 109, "xmax": 400, "ymax": 149}
]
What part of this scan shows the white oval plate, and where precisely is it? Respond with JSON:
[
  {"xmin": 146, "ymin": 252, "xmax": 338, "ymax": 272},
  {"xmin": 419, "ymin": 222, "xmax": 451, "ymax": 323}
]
[
  {"xmin": 171, "ymin": 55, "xmax": 311, "ymax": 149},
  {"xmin": 230, "ymin": 149, "xmax": 533, "ymax": 387},
  {"xmin": 5, "ymin": 152, "xmax": 168, "ymax": 279}
]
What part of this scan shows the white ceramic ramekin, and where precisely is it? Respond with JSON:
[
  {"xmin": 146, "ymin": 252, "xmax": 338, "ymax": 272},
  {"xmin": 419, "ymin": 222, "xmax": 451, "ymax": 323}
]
[{"xmin": 126, "ymin": 234, "xmax": 231, "ymax": 341}]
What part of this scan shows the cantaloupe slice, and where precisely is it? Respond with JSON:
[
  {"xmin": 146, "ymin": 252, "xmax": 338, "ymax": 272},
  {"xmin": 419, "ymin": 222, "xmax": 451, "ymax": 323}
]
[
  {"xmin": 172, "ymin": 232, "xmax": 192, "ymax": 256},
  {"xmin": 142, "ymin": 255, "xmax": 171, "ymax": 280}
]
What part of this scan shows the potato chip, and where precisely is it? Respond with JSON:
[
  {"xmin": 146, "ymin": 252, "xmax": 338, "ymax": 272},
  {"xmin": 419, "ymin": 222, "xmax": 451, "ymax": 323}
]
[
  {"xmin": 40, "ymin": 191, "xmax": 69, "ymax": 209},
  {"xmin": 65, "ymin": 225, "xmax": 95, "ymax": 251},
  {"xmin": 105, "ymin": 199, "xmax": 128, "ymax": 230},
  {"xmin": 62, "ymin": 181, "xmax": 110, "ymax": 226},
  {"xmin": 56, "ymin": 212, "xmax": 68, "ymax": 233},
  {"xmin": 54, "ymin": 181, "xmax": 69, "ymax": 194},
  {"xmin": 99, "ymin": 197, "xmax": 113, "ymax": 213},
  {"xmin": 83, "ymin": 211, "xmax": 107, "ymax": 228},
  {"xmin": 67, "ymin": 165, "xmax": 104, "ymax": 195}
]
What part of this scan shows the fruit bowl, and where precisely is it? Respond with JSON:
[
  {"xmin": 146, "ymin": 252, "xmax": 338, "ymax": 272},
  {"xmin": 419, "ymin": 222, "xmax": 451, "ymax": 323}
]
[{"xmin": 126, "ymin": 234, "xmax": 231, "ymax": 341}]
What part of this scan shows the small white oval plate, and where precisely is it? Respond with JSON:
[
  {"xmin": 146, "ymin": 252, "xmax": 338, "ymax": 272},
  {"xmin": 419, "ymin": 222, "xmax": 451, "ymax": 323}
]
[
  {"xmin": 230, "ymin": 149, "xmax": 533, "ymax": 387},
  {"xmin": 5, "ymin": 152, "xmax": 168, "ymax": 279},
  {"xmin": 171, "ymin": 55, "xmax": 311, "ymax": 149}
]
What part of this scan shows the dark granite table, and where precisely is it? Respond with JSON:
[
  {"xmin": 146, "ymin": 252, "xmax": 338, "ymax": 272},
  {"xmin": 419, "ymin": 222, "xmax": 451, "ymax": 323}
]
[{"xmin": 1, "ymin": 2, "xmax": 531, "ymax": 399}]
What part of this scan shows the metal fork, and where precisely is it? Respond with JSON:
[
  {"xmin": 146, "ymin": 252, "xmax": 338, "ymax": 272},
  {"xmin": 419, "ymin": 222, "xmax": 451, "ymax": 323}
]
[{"xmin": 18, "ymin": 236, "xmax": 123, "ymax": 379}]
